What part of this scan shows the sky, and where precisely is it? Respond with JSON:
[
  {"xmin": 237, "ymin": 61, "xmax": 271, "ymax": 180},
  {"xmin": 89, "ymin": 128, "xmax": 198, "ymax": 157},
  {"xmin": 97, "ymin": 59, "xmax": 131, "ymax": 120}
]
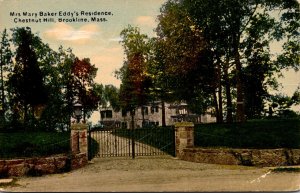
[
  {"xmin": 0, "ymin": 0, "xmax": 299, "ymax": 123},
  {"xmin": 0, "ymin": 0, "xmax": 165, "ymax": 86}
]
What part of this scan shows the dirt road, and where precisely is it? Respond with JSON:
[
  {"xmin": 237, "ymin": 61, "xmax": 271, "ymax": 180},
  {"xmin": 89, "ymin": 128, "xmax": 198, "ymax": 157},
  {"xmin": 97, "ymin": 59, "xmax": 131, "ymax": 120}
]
[{"xmin": 2, "ymin": 156, "xmax": 300, "ymax": 192}]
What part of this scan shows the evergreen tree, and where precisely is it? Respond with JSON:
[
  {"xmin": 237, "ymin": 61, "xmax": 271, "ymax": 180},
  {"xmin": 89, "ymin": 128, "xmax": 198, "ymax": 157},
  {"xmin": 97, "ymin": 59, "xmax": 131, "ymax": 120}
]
[
  {"xmin": 8, "ymin": 27, "xmax": 48, "ymax": 124},
  {"xmin": 0, "ymin": 29, "xmax": 13, "ymax": 123}
]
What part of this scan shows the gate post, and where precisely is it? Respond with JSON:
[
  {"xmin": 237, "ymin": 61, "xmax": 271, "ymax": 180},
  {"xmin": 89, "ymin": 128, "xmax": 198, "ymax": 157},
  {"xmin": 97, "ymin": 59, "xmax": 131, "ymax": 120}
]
[
  {"xmin": 174, "ymin": 122, "xmax": 194, "ymax": 158},
  {"xmin": 70, "ymin": 123, "xmax": 88, "ymax": 159}
]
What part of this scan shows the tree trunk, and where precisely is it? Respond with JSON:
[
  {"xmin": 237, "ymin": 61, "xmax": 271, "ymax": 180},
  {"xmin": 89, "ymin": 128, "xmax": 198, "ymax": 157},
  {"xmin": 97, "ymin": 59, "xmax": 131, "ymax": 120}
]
[
  {"xmin": 217, "ymin": 61, "xmax": 223, "ymax": 123},
  {"xmin": 234, "ymin": 42, "xmax": 245, "ymax": 123},
  {"xmin": 213, "ymin": 91, "xmax": 220, "ymax": 123},
  {"xmin": 161, "ymin": 100, "xmax": 166, "ymax": 127},
  {"xmin": 224, "ymin": 58, "xmax": 233, "ymax": 123},
  {"xmin": 24, "ymin": 103, "xmax": 28, "ymax": 124},
  {"xmin": 0, "ymin": 48, "xmax": 4, "ymax": 119},
  {"xmin": 141, "ymin": 106, "xmax": 145, "ymax": 127},
  {"xmin": 130, "ymin": 108, "xmax": 135, "ymax": 130}
]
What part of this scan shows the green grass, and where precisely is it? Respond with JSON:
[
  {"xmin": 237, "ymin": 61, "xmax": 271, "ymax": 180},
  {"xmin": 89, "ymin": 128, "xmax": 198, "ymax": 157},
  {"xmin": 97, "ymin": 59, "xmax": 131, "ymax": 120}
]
[
  {"xmin": 271, "ymin": 167, "xmax": 300, "ymax": 173},
  {"xmin": 194, "ymin": 118, "xmax": 300, "ymax": 149},
  {"xmin": 0, "ymin": 131, "xmax": 70, "ymax": 159}
]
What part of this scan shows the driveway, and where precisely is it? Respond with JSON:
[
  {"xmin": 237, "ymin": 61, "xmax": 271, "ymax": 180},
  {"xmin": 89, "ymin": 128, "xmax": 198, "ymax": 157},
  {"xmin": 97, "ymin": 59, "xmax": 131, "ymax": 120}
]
[
  {"xmin": 2, "ymin": 156, "xmax": 300, "ymax": 192},
  {"xmin": 91, "ymin": 131, "xmax": 167, "ymax": 157}
]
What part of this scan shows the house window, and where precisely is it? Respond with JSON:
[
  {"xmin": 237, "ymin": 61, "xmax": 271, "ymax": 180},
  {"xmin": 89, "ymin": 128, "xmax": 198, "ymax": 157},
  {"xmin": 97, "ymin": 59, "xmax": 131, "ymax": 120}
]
[
  {"xmin": 100, "ymin": 111, "xmax": 106, "ymax": 119},
  {"xmin": 156, "ymin": 121, "xmax": 159, "ymax": 126},
  {"xmin": 100, "ymin": 110, "xmax": 113, "ymax": 118},
  {"xmin": 106, "ymin": 110, "xmax": 112, "ymax": 118},
  {"xmin": 143, "ymin": 107, "xmax": 148, "ymax": 115},
  {"xmin": 179, "ymin": 108, "xmax": 187, "ymax": 115},
  {"xmin": 115, "ymin": 122, "xmax": 121, "ymax": 128},
  {"xmin": 151, "ymin": 106, "xmax": 159, "ymax": 113},
  {"xmin": 122, "ymin": 109, "xmax": 127, "ymax": 117}
]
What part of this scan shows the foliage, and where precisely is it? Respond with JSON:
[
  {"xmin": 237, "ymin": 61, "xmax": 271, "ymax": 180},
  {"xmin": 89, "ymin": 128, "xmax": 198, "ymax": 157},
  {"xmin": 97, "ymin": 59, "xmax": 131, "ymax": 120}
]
[
  {"xmin": 70, "ymin": 57, "xmax": 99, "ymax": 121},
  {"xmin": 0, "ymin": 29, "xmax": 13, "ymax": 122},
  {"xmin": 0, "ymin": 27, "xmax": 101, "ymax": 131},
  {"xmin": 117, "ymin": 25, "xmax": 152, "ymax": 115},
  {"xmin": 8, "ymin": 27, "xmax": 48, "ymax": 126},
  {"xmin": 154, "ymin": 2, "xmax": 215, "ymax": 113},
  {"xmin": 0, "ymin": 131, "xmax": 70, "ymax": 158},
  {"xmin": 268, "ymin": 90, "xmax": 300, "ymax": 118},
  {"xmin": 102, "ymin": 84, "xmax": 121, "ymax": 111},
  {"xmin": 194, "ymin": 118, "xmax": 300, "ymax": 148},
  {"xmin": 151, "ymin": 0, "xmax": 300, "ymax": 122}
]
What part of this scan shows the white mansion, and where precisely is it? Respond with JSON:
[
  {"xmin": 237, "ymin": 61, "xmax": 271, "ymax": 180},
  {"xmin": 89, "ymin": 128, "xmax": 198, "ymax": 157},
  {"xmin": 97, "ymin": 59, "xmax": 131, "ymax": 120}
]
[{"xmin": 98, "ymin": 102, "xmax": 216, "ymax": 129}]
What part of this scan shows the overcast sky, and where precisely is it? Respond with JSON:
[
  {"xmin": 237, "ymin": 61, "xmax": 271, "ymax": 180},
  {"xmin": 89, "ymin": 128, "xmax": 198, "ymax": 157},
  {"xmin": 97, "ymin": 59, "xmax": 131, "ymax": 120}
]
[{"xmin": 0, "ymin": 0, "xmax": 298, "ymax": 122}]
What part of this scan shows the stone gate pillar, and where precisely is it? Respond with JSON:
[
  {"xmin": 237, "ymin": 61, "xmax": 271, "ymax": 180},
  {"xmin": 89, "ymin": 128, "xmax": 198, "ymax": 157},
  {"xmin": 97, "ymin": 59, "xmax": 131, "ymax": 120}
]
[
  {"xmin": 70, "ymin": 123, "xmax": 88, "ymax": 157},
  {"xmin": 175, "ymin": 122, "xmax": 194, "ymax": 157}
]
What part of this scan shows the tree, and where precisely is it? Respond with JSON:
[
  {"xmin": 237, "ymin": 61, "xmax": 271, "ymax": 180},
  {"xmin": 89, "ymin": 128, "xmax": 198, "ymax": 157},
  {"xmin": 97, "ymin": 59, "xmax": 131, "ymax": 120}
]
[
  {"xmin": 71, "ymin": 57, "xmax": 98, "ymax": 122},
  {"xmin": 0, "ymin": 29, "xmax": 13, "ymax": 122},
  {"xmin": 275, "ymin": 0, "xmax": 300, "ymax": 71},
  {"xmin": 103, "ymin": 84, "xmax": 121, "ymax": 111},
  {"xmin": 269, "ymin": 91, "xmax": 299, "ymax": 118},
  {"xmin": 117, "ymin": 25, "xmax": 152, "ymax": 127},
  {"xmin": 241, "ymin": 10, "xmax": 279, "ymax": 119},
  {"xmin": 155, "ymin": 1, "xmax": 216, "ymax": 120},
  {"xmin": 174, "ymin": 0, "xmax": 299, "ymax": 122},
  {"xmin": 148, "ymin": 37, "xmax": 175, "ymax": 126},
  {"xmin": 38, "ymin": 45, "xmax": 74, "ymax": 130},
  {"xmin": 0, "ymin": 27, "xmax": 101, "ymax": 131},
  {"xmin": 8, "ymin": 27, "xmax": 48, "ymax": 124}
]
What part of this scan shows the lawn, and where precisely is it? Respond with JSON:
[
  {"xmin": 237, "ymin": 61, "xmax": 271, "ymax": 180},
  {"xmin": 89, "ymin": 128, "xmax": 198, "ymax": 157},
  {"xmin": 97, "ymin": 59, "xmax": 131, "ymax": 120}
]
[
  {"xmin": 194, "ymin": 118, "xmax": 300, "ymax": 149},
  {"xmin": 0, "ymin": 131, "xmax": 70, "ymax": 159}
]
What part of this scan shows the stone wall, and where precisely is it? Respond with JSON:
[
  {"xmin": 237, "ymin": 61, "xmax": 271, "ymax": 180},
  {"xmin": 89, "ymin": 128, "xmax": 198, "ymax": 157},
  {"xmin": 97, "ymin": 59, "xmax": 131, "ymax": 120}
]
[
  {"xmin": 0, "ymin": 153, "xmax": 87, "ymax": 178},
  {"xmin": 174, "ymin": 122, "xmax": 300, "ymax": 167},
  {"xmin": 180, "ymin": 148, "xmax": 300, "ymax": 167},
  {"xmin": 0, "ymin": 123, "xmax": 89, "ymax": 178}
]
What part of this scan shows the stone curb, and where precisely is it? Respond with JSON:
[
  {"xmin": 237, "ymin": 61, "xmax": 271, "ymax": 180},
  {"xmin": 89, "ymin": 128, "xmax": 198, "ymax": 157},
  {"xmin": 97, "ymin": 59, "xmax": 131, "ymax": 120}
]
[{"xmin": 0, "ymin": 179, "xmax": 13, "ymax": 185}]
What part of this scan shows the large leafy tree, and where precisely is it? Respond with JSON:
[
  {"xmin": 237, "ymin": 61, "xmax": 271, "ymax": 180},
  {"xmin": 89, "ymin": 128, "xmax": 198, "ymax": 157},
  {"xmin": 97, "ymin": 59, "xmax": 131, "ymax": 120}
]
[
  {"xmin": 38, "ymin": 45, "xmax": 75, "ymax": 130},
  {"xmin": 0, "ymin": 27, "xmax": 101, "ymax": 131},
  {"xmin": 71, "ymin": 57, "xmax": 98, "ymax": 122},
  {"xmin": 169, "ymin": 0, "xmax": 300, "ymax": 122},
  {"xmin": 154, "ymin": 1, "xmax": 216, "ymax": 119},
  {"xmin": 103, "ymin": 84, "xmax": 121, "ymax": 111},
  {"xmin": 117, "ymin": 25, "xmax": 152, "ymax": 127}
]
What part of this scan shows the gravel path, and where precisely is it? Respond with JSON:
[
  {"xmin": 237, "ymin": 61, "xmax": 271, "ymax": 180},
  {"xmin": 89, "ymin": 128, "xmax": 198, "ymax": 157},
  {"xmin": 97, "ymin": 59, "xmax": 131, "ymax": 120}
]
[
  {"xmin": 2, "ymin": 156, "xmax": 300, "ymax": 192},
  {"xmin": 92, "ymin": 131, "xmax": 166, "ymax": 157}
]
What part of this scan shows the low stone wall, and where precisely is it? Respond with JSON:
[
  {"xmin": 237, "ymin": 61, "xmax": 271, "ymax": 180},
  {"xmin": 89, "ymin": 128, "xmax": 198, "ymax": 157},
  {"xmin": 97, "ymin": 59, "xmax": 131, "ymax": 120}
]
[
  {"xmin": 0, "ymin": 153, "xmax": 87, "ymax": 178},
  {"xmin": 180, "ymin": 148, "xmax": 300, "ymax": 167}
]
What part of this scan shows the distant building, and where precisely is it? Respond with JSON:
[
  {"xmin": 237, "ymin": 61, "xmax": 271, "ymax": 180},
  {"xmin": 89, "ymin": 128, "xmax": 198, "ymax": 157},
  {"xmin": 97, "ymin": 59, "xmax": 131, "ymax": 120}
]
[{"xmin": 97, "ymin": 101, "xmax": 216, "ymax": 129}]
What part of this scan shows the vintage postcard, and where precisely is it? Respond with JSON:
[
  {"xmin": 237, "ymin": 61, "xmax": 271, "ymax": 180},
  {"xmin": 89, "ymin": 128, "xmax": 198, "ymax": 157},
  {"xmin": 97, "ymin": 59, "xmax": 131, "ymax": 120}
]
[{"xmin": 0, "ymin": 0, "xmax": 299, "ymax": 192}]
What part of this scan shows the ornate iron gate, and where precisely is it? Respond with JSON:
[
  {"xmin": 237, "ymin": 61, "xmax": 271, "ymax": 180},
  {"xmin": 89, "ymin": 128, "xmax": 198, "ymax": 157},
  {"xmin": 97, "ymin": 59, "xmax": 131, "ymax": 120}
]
[{"xmin": 88, "ymin": 127, "xmax": 175, "ymax": 159}]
